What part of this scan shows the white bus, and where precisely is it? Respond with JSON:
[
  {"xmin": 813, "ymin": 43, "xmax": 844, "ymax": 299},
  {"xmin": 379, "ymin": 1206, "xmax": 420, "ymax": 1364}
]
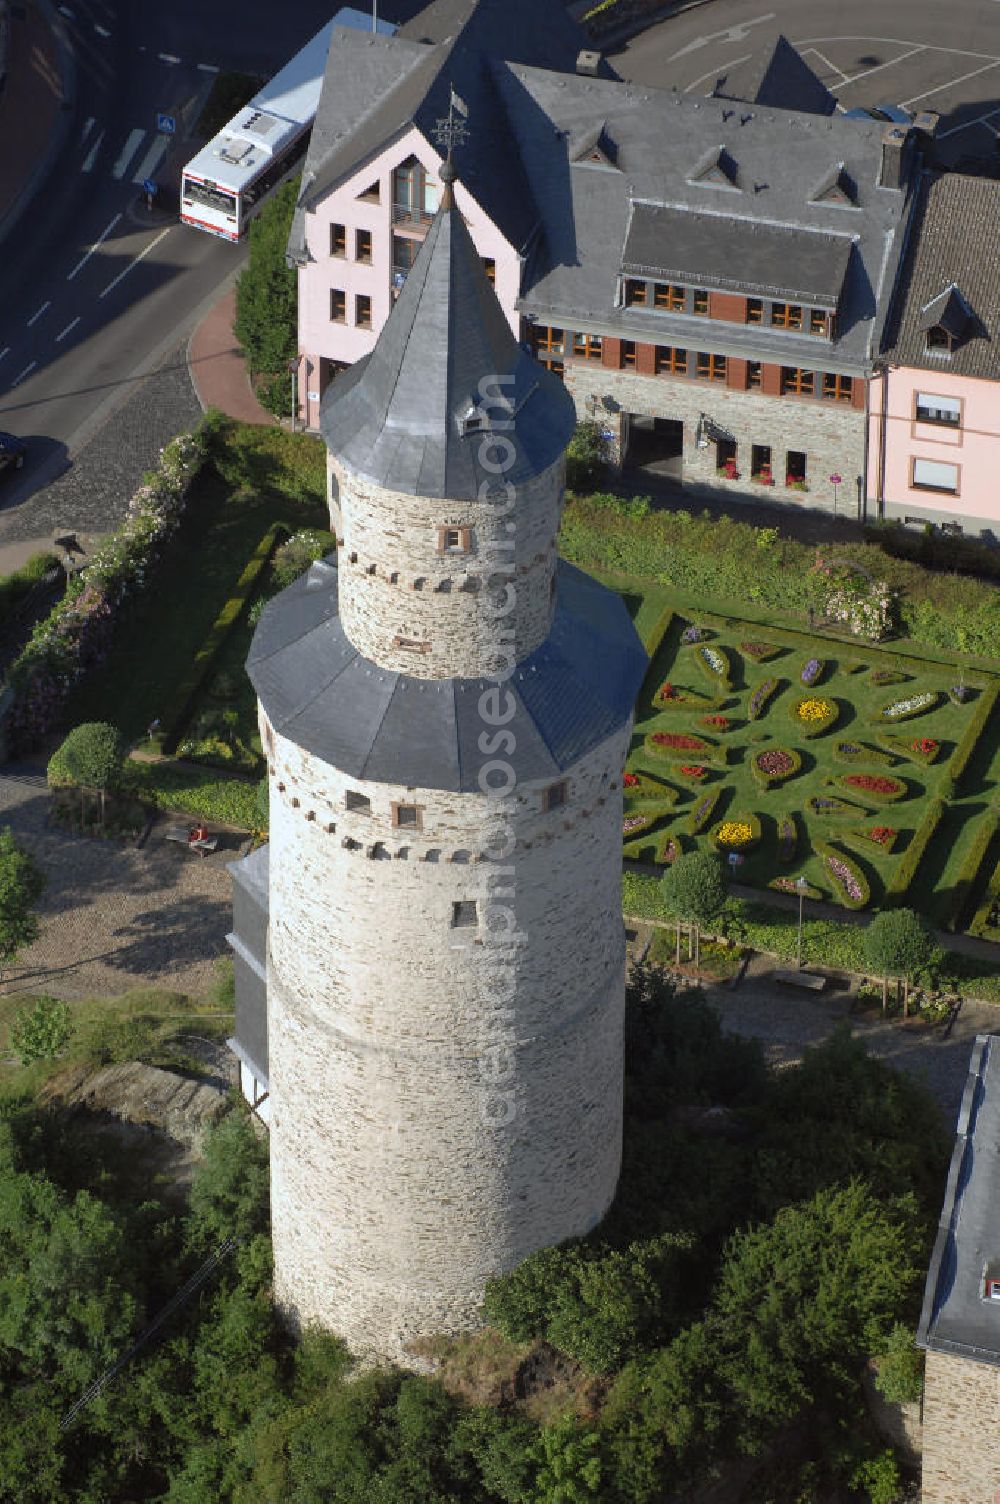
[{"xmin": 180, "ymin": 8, "xmax": 394, "ymax": 241}]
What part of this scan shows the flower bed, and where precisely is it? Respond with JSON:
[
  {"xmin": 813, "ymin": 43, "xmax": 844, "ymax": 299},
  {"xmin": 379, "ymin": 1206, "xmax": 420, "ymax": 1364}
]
[
  {"xmin": 790, "ymin": 696, "xmax": 839, "ymax": 737},
  {"xmin": 750, "ymin": 746, "xmax": 802, "ymax": 789},
  {"xmin": 622, "ymin": 772, "xmax": 678, "ymax": 802},
  {"xmin": 949, "ymin": 683, "xmax": 971, "ymax": 706},
  {"xmin": 839, "ymin": 772, "xmax": 907, "ymax": 803},
  {"xmin": 646, "ymin": 729, "xmax": 718, "ymax": 761},
  {"xmin": 800, "ymin": 657, "xmax": 825, "ymax": 687},
  {"xmin": 777, "ymin": 815, "xmax": 798, "ymax": 864},
  {"xmin": 870, "ymin": 666, "xmax": 909, "ymax": 687},
  {"xmin": 748, "ymin": 678, "xmax": 780, "ymax": 721},
  {"xmin": 681, "ymin": 624, "xmax": 707, "ymax": 644},
  {"xmin": 676, "ymin": 764, "xmax": 708, "ymax": 782},
  {"xmin": 846, "ymin": 824, "xmax": 900, "ymax": 854},
  {"xmin": 875, "ymin": 690, "xmax": 941, "ymax": 722},
  {"xmin": 769, "ymin": 876, "xmax": 822, "ymax": 900},
  {"xmin": 833, "ymin": 739, "xmax": 895, "ymax": 768},
  {"xmin": 693, "ymin": 642, "xmax": 732, "ymax": 691},
  {"xmin": 686, "ymin": 786, "xmax": 722, "ymax": 836},
  {"xmin": 700, "ymin": 713, "xmax": 731, "ymax": 732},
  {"xmin": 740, "ymin": 640, "xmax": 781, "ymax": 663},
  {"xmin": 711, "ymin": 813, "xmax": 761, "ymax": 852},
  {"xmin": 815, "ymin": 841, "xmax": 870, "ymax": 909},
  {"xmin": 807, "ymin": 793, "xmax": 863, "ymax": 818},
  {"xmin": 656, "ymin": 831, "xmax": 684, "ymax": 865}
]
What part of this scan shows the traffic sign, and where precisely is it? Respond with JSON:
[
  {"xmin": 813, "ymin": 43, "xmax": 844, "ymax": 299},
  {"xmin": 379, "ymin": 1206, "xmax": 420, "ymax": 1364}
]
[
  {"xmin": 727, "ymin": 852, "xmax": 744, "ymax": 868},
  {"xmin": 828, "ymin": 473, "xmax": 842, "ymax": 485},
  {"xmin": 156, "ymin": 113, "xmax": 176, "ymax": 135},
  {"xmin": 142, "ymin": 178, "xmax": 158, "ymax": 196}
]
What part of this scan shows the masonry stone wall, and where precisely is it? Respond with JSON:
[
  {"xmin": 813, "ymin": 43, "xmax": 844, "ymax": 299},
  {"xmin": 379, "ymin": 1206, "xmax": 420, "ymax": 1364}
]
[
  {"xmin": 264, "ymin": 717, "xmax": 631, "ymax": 1363},
  {"xmin": 922, "ymin": 1349, "xmax": 1000, "ymax": 1501},
  {"xmin": 329, "ymin": 455, "xmax": 564, "ymax": 679},
  {"xmin": 564, "ymin": 360, "xmax": 867, "ymax": 519}
]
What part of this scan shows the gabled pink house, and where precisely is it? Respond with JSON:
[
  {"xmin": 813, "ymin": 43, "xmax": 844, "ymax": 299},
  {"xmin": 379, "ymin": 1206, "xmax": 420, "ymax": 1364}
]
[{"xmin": 869, "ymin": 173, "xmax": 1000, "ymax": 536}]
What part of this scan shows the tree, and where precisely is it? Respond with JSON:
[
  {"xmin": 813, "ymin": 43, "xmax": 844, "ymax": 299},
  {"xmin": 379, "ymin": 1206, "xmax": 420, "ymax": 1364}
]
[
  {"xmin": 0, "ymin": 829, "xmax": 44, "ymax": 978},
  {"xmin": 9, "ymin": 995, "xmax": 72, "ymax": 1066},
  {"xmin": 233, "ymin": 178, "xmax": 299, "ymax": 413},
  {"xmin": 529, "ymin": 1413, "xmax": 602, "ymax": 1504},
  {"xmin": 873, "ymin": 1321, "xmax": 925, "ymax": 1404},
  {"xmin": 48, "ymin": 721, "xmax": 126, "ymax": 827},
  {"xmin": 184, "ymin": 1110, "xmax": 271, "ymax": 1254},
  {"xmin": 863, "ymin": 907, "xmax": 941, "ymax": 1017},
  {"xmin": 658, "ymin": 850, "xmax": 727, "ymax": 965}
]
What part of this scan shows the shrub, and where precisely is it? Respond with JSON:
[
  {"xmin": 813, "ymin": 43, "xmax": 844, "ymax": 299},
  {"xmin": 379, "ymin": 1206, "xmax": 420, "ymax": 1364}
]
[
  {"xmin": 0, "ymin": 551, "xmax": 59, "ymax": 627},
  {"xmin": 123, "ymin": 761, "xmax": 259, "ymax": 828},
  {"xmin": 9, "ymin": 995, "xmax": 73, "ymax": 1065},
  {"xmin": 47, "ymin": 721, "xmax": 125, "ymax": 792},
  {"xmin": 834, "ymin": 739, "xmax": 895, "ymax": 768},
  {"xmin": 885, "ymin": 798, "xmax": 945, "ymax": 904},
  {"xmin": 234, "ymin": 177, "xmax": 299, "ymax": 377},
  {"xmin": 747, "ymin": 678, "xmax": 780, "ymax": 721},
  {"xmin": 816, "ymin": 841, "xmax": 870, "ymax": 908},
  {"xmin": 270, "ymin": 529, "xmax": 331, "ymax": 590},
  {"xmin": 948, "ymin": 681, "xmax": 999, "ymax": 789},
  {"xmin": 685, "ymin": 786, "xmax": 722, "ymax": 835},
  {"xmin": 838, "ymin": 773, "xmax": 907, "ymax": 803},
  {"xmin": 0, "ymin": 829, "xmax": 45, "ymax": 975},
  {"xmin": 944, "ymin": 811, "xmax": 1000, "ymax": 932},
  {"xmin": 564, "ymin": 421, "xmax": 608, "ymax": 491},
  {"xmin": 863, "ymin": 907, "xmax": 941, "ymax": 986}
]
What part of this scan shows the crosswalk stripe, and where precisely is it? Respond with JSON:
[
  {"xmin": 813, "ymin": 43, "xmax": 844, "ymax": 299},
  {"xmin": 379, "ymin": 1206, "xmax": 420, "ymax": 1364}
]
[
  {"xmin": 81, "ymin": 127, "xmax": 104, "ymax": 172},
  {"xmin": 111, "ymin": 128, "xmax": 144, "ymax": 180},
  {"xmin": 131, "ymin": 137, "xmax": 167, "ymax": 186}
]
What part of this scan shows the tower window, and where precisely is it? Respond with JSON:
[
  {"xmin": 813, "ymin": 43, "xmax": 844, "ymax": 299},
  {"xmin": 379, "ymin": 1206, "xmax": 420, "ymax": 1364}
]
[
  {"xmin": 543, "ymin": 781, "xmax": 568, "ymax": 812},
  {"xmin": 393, "ymin": 634, "xmax": 431, "ymax": 652},
  {"xmin": 345, "ymin": 790, "xmax": 371, "ymax": 814},
  {"xmin": 392, "ymin": 802, "xmax": 423, "ymax": 830},
  {"xmin": 452, "ymin": 900, "xmax": 478, "ymax": 928},
  {"xmin": 438, "ymin": 525, "xmax": 472, "ymax": 553}
]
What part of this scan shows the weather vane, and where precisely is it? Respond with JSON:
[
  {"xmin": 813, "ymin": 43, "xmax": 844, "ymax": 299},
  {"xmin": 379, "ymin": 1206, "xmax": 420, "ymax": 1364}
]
[{"xmin": 433, "ymin": 86, "xmax": 471, "ymax": 156}]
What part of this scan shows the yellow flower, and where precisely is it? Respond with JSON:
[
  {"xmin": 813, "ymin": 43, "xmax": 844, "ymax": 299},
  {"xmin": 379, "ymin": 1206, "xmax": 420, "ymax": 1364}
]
[
  {"xmin": 797, "ymin": 698, "xmax": 832, "ymax": 722},
  {"xmin": 717, "ymin": 821, "xmax": 753, "ymax": 847}
]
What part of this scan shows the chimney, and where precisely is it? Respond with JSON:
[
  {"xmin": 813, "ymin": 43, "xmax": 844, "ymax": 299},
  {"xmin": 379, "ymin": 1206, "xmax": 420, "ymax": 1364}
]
[
  {"xmin": 878, "ymin": 125, "xmax": 907, "ymax": 190},
  {"xmin": 576, "ymin": 48, "xmax": 601, "ymax": 77},
  {"xmin": 912, "ymin": 109, "xmax": 940, "ymax": 140}
]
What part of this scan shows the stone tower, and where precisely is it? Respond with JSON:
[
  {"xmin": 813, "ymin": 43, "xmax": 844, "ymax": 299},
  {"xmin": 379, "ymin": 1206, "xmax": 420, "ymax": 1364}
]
[{"xmin": 246, "ymin": 162, "xmax": 647, "ymax": 1364}]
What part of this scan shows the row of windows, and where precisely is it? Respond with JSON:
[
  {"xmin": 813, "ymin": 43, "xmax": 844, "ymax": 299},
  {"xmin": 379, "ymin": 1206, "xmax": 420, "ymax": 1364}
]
[
  {"xmin": 621, "ymin": 280, "xmax": 832, "ymax": 335},
  {"xmin": 715, "ymin": 442, "xmax": 808, "ymax": 485},
  {"xmin": 331, "ymin": 223, "xmax": 372, "ymax": 261},
  {"xmin": 283, "ymin": 781, "xmax": 571, "ymax": 827},
  {"xmin": 331, "ymin": 289, "xmax": 371, "ymax": 328}
]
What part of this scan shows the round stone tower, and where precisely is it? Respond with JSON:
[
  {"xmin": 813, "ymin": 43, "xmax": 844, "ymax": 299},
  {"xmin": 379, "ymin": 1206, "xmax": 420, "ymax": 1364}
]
[{"xmin": 247, "ymin": 162, "xmax": 647, "ymax": 1364}]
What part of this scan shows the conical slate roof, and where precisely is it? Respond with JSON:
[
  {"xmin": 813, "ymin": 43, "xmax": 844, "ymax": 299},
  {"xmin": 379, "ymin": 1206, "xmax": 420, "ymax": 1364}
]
[{"xmin": 319, "ymin": 167, "xmax": 576, "ymax": 499}]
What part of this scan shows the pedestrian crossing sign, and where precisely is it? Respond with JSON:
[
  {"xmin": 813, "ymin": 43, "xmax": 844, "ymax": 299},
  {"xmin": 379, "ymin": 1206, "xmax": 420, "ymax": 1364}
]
[{"xmin": 156, "ymin": 113, "xmax": 176, "ymax": 135}]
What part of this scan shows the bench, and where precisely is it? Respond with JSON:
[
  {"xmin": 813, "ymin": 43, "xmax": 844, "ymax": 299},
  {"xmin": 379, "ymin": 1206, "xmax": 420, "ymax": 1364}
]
[
  {"xmin": 163, "ymin": 823, "xmax": 219, "ymax": 856},
  {"xmin": 774, "ymin": 969, "xmax": 827, "ymax": 992}
]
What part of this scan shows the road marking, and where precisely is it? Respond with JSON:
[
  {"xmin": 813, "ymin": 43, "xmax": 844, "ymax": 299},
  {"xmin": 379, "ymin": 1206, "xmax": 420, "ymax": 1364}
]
[
  {"xmin": 81, "ymin": 127, "xmax": 104, "ymax": 172},
  {"xmin": 131, "ymin": 137, "xmax": 167, "ymax": 185},
  {"xmin": 836, "ymin": 46, "xmax": 926, "ymax": 89},
  {"xmin": 0, "ymin": 348, "xmax": 9, "ymax": 364},
  {"xmin": 66, "ymin": 211, "xmax": 122, "ymax": 280},
  {"xmin": 55, "ymin": 317, "xmax": 81, "ymax": 343},
  {"xmin": 900, "ymin": 57, "xmax": 1000, "ymax": 108},
  {"xmin": 10, "ymin": 362, "xmax": 37, "ymax": 388},
  {"xmin": 98, "ymin": 226, "xmax": 172, "ymax": 300},
  {"xmin": 57, "ymin": 4, "xmax": 74, "ymax": 15},
  {"xmin": 111, "ymin": 128, "xmax": 145, "ymax": 180},
  {"xmin": 26, "ymin": 301, "xmax": 50, "ymax": 327},
  {"xmin": 196, "ymin": 62, "xmax": 220, "ymax": 72},
  {"xmin": 802, "ymin": 47, "xmax": 847, "ymax": 84},
  {"xmin": 80, "ymin": 115, "xmax": 94, "ymax": 143},
  {"xmin": 93, "ymin": 22, "xmax": 110, "ymax": 37},
  {"xmin": 797, "ymin": 34, "xmax": 1000, "ymax": 64},
  {"xmin": 685, "ymin": 55, "xmax": 750, "ymax": 93},
  {"xmin": 158, "ymin": 52, "xmax": 181, "ymax": 64},
  {"xmin": 938, "ymin": 105, "xmax": 1000, "ymax": 139},
  {"xmin": 670, "ymin": 12, "xmax": 775, "ymax": 62}
]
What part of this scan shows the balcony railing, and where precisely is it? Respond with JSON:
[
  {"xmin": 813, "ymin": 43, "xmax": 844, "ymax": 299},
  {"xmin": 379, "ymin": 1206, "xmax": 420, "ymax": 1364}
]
[{"xmin": 392, "ymin": 203, "xmax": 433, "ymax": 227}]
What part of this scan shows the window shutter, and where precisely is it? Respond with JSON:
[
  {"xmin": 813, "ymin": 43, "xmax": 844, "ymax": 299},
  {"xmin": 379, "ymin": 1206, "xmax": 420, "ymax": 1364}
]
[{"xmin": 912, "ymin": 458, "xmax": 959, "ymax": 492}]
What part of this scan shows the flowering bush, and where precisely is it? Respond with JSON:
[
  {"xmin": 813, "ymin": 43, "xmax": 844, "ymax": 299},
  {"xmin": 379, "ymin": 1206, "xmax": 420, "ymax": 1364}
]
[
  {"xmin": 748, "ymin": 678, "xmax": 779, "ymax": 721},
  {"xmin": 769, "ymin": 876, "xmax": 821, "ymax": 897},
  {"xmin": 623, "ymin": 772, "xmax": 639, "ymax": 787},
  {"xmin": 876, "ymin": 690, "xmax": 941, "ymax": 722},
  {"xmin": 912, "ymin": 738, "xmax": 938, "ymax": 755},
  {"xmin": 868, "ymin": 826, "xmax": 897, "ymax": 847},
  {"xmin": 686, "ymin": 787, "xmax": 721, "ymax": 835},
  {"xmin": 950, "ymin": 683, "xmax": 971, "ymax": 704},
  {"xmin": 808, "ymin": 794, "xmax": 858, "ymax": 817},
  {"xmin": 681, "ymin": 624, "xmax": 705, "ymax": 644},
  {"xmin": 841, "ymin": 772, "xmax": 906, "ymax": 802},
  {"xmin": 623, "ymin": 814, "xmax": 651, "ymax": 836},
  {"xmin": 870, "ymin": 666, "xmax": 908, "ymax": 687},
  {"xmin": 832, "ymin": 740, "xmax": 894, "ymax": 768},
  {"xmin": 693, "ymin": 642, "xmax": 732, "ymax": 691},
  {"xmin": 657, "ymin": 681, "xmax": 680, "ymax": 701},
  {"xmin": 800, "ymin": 658, "xmax": 824, "ymax": 687},
  {"xmin": 713, "ymin": 819, "xmax": 756, "ymax": 849},
  {"xmin": 824, "ymin": 568, "xmax": 895, "ymax": 640},
  {"xmin": 8, "ymin": 428, "xmax": 207, "ymax": 748},
  {"xmin": 660, "ymin": 837, "xmax": 680, "ymax": 865}
]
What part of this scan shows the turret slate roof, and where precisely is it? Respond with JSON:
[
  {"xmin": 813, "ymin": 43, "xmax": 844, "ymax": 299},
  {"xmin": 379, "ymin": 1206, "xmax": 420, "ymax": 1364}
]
[
  {"xmin": 247, "ymin": 558, "xmax": 647, "ymax": 792},
  {"xmin": 320, "ymin": 170, "xmax": 576, "ymax": 498}
]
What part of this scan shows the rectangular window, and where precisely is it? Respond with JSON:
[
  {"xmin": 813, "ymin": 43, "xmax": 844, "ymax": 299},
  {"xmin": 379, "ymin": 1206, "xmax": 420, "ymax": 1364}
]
[
  {"xmin": 747, "ymin": 360, "xmax": 762, "ymax": 388},
  {"xmin": 915, "ymin": 392, "xmax": 961, "ymax": 426},
  {"xmin": 437, "ymin": 526, "xmax": 472, "ymax": 553},
  {"xmin": 355, "ymin": 228, "xmax": 372, "ymax": 263},
  {"xmin": 653, "ymin": 282, "xmax": 685, "ymax": 311},
  {"xmin": 781, "ymin": 367, "xmax": 815, "ymax": 396},
  {"xmin": 392, "ymin": 635, "xmax": 431, "ymax": 652},
  {"xmin": 392, "ymin": 234, "xmax": 421, "ymax": 278},
  {"xmin": 809, "ymin": 308, "xmax": 828, "ymax": 336},
  {"xmin": 786, "ymin": 450, "xmax": 807, "ymax": 484},
  {"xmin": 359, "ymin": 180, "xmax": 380, "ymax": 202},
  {"xmin": 482, "ymin": 257, "xmax": 496, "ymax": 285},
  {"xmin": 355, "ymin": 294, "xmax": 372, "ymax": 328},
  {"xmin": 695, "ymin": 351, "xmax": 725, "ymax": 381},
  {"xmin": 345, "ymin": 790, "xmax": 371, "ymax": 813},
  {"xmin": 452, "ymin": 900, "xmax": 478, "ymax": 928},
  {"xmin": 392, "ymin": 802, "xmax": 422, "ymax": 830},
  {"xmin": 622, "ymin": 341, "xmax": 637, "ymax": 368},
  {"xmin": 747, "ymin": 298, "xmax": 764, "ymax": 324},
  {"xmin": 751, "ymin": 444, "xmax": 772, "ymax": 480},
  {"xmin": 543, "ymin": 781, "xmax": 568, "ymax": 812},
  {"xmin": 912, "ymin": 457, "xmax": 959, "ymax": 494},
  {"xmin": 330, "ymin": 288, "xmax": 346, "ymax": 322},
  {"xmin": 330, "ymin": 222, "xmax": 346, "ymax": 257},
  {"xmin": 571, "ymin": 333, "xmax": 603, "ymax": 360},
  {"xmin": 821, "ymin": 373, "xmax": 853, "ymax": 403},
  {"xmin": 533, "ymin": 326, "xmax": 564, "ymax": 355},
  {"xmin": 770, "ymin": 302, "xmax": 803, "ymax": 330},
  {"xmin": 655, "ymin": 345, "xmax": 687, "ymax": 375},
  {"xmin": 693, "ymin": 289, "xmax": 709, "ymax": 315},
  {"xmin": 393, "ymin": 156, "xmax": 436, "ymax": 223},
  {"xmin": 624, "ymin": 278, "xmax": 647, "ymax": 307}
]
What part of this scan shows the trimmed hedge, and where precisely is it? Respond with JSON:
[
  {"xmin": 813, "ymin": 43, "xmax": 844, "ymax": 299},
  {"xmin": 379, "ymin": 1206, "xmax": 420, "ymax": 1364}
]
[
  {"xmin": 834, "ymin": 739, "xmax": 895, "ymax": 768},
  {"xmin": 748, "ymin": 677, "xmax": 781, "ymax": 721},
  {"xmin": 691, "ymin": 641, "xmax": 732, "ymax": 692},
  {"xmin": 0, "ymin": 551, "xmax": 59, "ymax": 626},
  {"xmin": 642, "ymin": 604, "xmax": 673, "ymax": 657},
  {"xmin": 686, "ymin": 786, "xmax": 722, "ymax": 835},
  {"xmin": 749, "ymin": 746, "xmax": 801, "ymax": 789},
  {"xmin": 874, "ymin": 731, "xmax": 941, "ymax": 766},
  {"xmin": 740, "ymin": 639, "xmax": 781, "ymax": 663},
  {"xmin": 711, "ymin": 812, "xmax": 762, "ymax": 853},
  {"xmin": 123, "ymin": 760, "xmax": 259, "ymax": 828},
  {"xmin": 885, "ymin": 797, "xmax": 946, "ymax": 904},
  {"xmin": 970, "ymin": 859, "xmax": 1000, "ymax": 940},
  {"xmin": 945, "ymin": 810, "xmax": 1000, "ymax": 933},
  {"xmin": 159, "ymin": 523, "xmax": 288, "ymax": 754},
  {"xmin": 843, "ymin": 825, "xmax": 902, "ymax": 856},
  {"xmin": 838, "ymin": 773, "xmax": 908, "ymax": 804},
  {"xmin": 874, "ymin": 690, "xmax": 941, "ymax": 723},
  {"xmin": 622, "ymin": 772, "xmax": 677, "ymax": 802},
  {"xmin": 815, "ymin": 840, "xmax": 871, "ymax": 909},
  {"xmin": 948, "ymin": 681, "xmax": 1000, "ymax": 790},
  {"xmin": 645, "ymin": 729, "xmax": 720, "ymax": 762},
  {"xmin": 790, "ymin": 696, "xmax": 840, "ymax": 738}
]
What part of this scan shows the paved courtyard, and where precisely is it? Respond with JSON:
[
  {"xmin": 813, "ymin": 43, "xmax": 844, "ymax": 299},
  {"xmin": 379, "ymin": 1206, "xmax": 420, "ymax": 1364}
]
[{"xmin": 0, "ymin": 765, "xmax": 235, "ymax": 1003}]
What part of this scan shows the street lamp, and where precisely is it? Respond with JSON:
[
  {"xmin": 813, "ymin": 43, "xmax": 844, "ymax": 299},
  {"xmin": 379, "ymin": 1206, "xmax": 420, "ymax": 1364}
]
[
  {"xmin": 795, "ymin": 876, "xmax": 809, "ymax": 970},
  {"xmin": 287, "ymin": 357, "xmax": 301, "ymax": 433}
]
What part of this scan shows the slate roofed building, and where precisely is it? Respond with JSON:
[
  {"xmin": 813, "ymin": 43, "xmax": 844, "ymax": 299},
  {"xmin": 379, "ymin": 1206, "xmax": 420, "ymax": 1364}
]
[
  {"xmin": 289, "ymin": 2, "xmax": 928, "ymax": 518},
  {"xmin": 869, "ymin": 172, "xmax": 1000, "ymax": 535}
]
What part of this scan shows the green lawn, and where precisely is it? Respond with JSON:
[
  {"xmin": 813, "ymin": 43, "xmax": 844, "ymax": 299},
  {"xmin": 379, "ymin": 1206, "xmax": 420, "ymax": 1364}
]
[{"xmin": 620, "ymin": 600, "xmax": 999, "ymax": 926}]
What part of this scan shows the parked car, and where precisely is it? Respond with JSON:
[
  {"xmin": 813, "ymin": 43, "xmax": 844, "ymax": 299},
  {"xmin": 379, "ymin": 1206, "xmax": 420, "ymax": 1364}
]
[
  {"xmin": 842, "ymin": 103, "xmax": 912, "ymax": 125},
  {"xmin": 0, "ymin": 431, "xmax": 26, "ymax": 476}
]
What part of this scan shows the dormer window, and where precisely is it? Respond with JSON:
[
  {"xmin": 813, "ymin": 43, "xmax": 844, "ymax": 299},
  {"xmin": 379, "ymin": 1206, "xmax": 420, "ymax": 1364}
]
[
  {"xmin": 926, "ymin": 325, "xmax": 953, "ymax": 353},
  {"xmin": 461, "ymin": 404, "xmax": 488, "ymax": 434},
  {"xmin": 919, "ymin": 283, "xmax": 972, "ymax": 355},
  {"xmin": 624, "ymin": 278, "xmax": 648, "ymax": 307},
  {"xmin": 810, "ymin": 163, "xmax": 857, "ymax": 206},
  {"xmin": 543, "ymin": 781, "xmax": 568, "ymax": 812},
  {"xmin": 689, "ymin": 145, "xmax": 739, "ymax": 189}
]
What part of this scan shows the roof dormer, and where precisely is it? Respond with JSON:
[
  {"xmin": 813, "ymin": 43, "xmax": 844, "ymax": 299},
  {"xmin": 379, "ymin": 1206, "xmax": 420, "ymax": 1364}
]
[
  {"xmin": 688, "ymin": 145, "xmax": 740, "ymax": 190},
  {"xmin": 569, "ymin": 121, "xmax": 619, "ymax": 171},
  {"xmin": 811, "ymin": 162, "xmax": 857, "ymax": 207},
  {"xmin": 919, "ymin": 282, "xmax": 973, "ymax": 355}
]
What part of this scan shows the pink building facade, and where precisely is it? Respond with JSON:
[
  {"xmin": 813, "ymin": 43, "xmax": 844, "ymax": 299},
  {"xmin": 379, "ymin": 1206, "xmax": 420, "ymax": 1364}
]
[{"xmin": 293, "ymin": 129, "xmax": 520, "ymax": 434}]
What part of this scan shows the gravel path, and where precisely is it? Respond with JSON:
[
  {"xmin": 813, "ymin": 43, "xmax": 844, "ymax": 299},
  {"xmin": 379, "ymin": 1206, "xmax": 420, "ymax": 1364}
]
[{"xmin": 0, "ymin": 765, "xmax": 236, "ymax": 1002}]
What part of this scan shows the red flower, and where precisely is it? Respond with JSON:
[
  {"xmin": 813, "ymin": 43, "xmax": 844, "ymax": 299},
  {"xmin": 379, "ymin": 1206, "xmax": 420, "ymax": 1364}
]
[
  {"xmin": 870, "ymin": 826, "xmax": 896, "ymax": 844},
  {"xmin": 658, "ymin": 682, "xmax": 678, "ymax": 700},
  {"xmin": 679, "ymin": 764, "xmax": 705, "ymax": 777},
  {"xmin": 651, "ymin": 732, "xmax": 704, "ymax": 750},
  {"xmin": 845, "ymin": 774, "xmax": 901, "ymax": 795},
  {"xmin": 912, "ymin": 738, "xmax": 938, "ymax": 753},
  {"xmin": 623, "ymin": 773, "xmax": 639, "ymax": 787},
  {"xmin": 705, "ymin": 715, "xmax": 729, "ymax": 728}
]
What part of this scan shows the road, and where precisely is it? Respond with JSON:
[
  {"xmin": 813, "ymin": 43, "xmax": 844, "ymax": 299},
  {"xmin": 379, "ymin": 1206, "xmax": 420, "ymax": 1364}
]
[
  {"xmin": 0, "ymin": 0, "xmax": 344, "ymax": 543},
  {"xmin": 612, "ymin": 0, "xmax": 1000, "ymax": 166}
]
